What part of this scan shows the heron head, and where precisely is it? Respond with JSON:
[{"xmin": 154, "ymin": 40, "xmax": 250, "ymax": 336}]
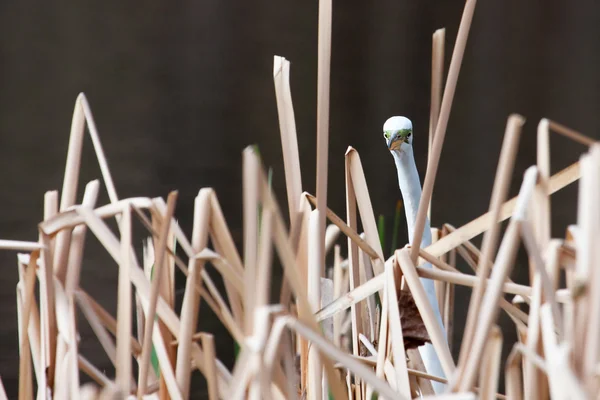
[{"xmin": 383, "ymin": 116, "xmax": 413, "ymax": 152}]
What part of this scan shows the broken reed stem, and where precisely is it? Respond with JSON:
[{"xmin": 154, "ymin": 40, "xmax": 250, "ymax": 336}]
[
  {"xmin": 273, "ymin": 56, "xmax": 303, "ymax": 221},
  {"xmin": 137, "ymin": 192, "xmax": 178, "ymax": 397},
  {"xmin": 243, "ymin": 147, "xmax": 259, "ymax": 336},
  {"xmin": 410, "ymin": 0, "xmax": 478, "ymax": 262},
  {"xmin": 115, "ymin": 206, "xmax": 133, "ymax": 394},
  {"xmin": 315, "ymin": 0, "xmax": 332, "ymax": 312},
  {"xmin": 428, "ymin": 28, "xmax": 445, "ymax": 219},
  {"xmin": 456, "ymin": 167, "xmax": 538, "ymax": 391},
  {"xmin": 175, "ymin": 190, "xmax": 211, "ymax": 399},
  {"xmin": 457, "ymin": 114, "xmax": 524, "ymax": 374},
  {"xmin": 18, "ymin": 252, "xmax": 38, "ymax": 400}
]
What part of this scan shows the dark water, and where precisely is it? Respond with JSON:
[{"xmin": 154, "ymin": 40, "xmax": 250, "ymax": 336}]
[{"xmin": 1, "ymin": 1, "xmax": 599, "ymax": 397}]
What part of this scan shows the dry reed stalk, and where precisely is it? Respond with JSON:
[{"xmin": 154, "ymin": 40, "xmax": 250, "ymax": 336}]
[
  {"xmin": 407, "ymin": 349, "xmax": 435, "ymax": 396},
  {"xmin": 56, "ymin": 94, "xmax": 120, "ymax": 284},
  {"xmin": 65, "ymin": 181, "xmax": 100, "ymax": 296},
  {"xmin": 374, "ymin": 264, "xmax": 389, "ymax": 385},
  {"xmin": 77, "ymin": 290, "xmax": 143, "ymax": 355},
  {"xmin": 175, "ymin": 189, "xmax": 211, "ymax": 399},
  {"xmin": 432, "ymin": 229, "xmax": 445, "ymax": 324},
  {"xmin": 384, "ymin": 261, "xmax": 411, "ymax": 399},
  {"xmin": 116, "ymin": 205, "xmax": 133, "ymax": 394},
  {"xmin": 426, "ymin": 159, "xmax": 580, "ymax": 260},
  {"xmin": 325, "ymin": 225, "xmax": 341, "ymax": 255},
  {"xmin": 255, "ymin": 207, "xmax": 274, "ymax": 310},
  {"xmin": 17, "ymin": 262, "xmax": 43, "ymax": 394},
  {"xmin": 410, "ymin": 0, "xmax": 478, "ymax": 262},
  {"xmin": 321, "ymin": 157, "xmax": 582, "ymax": 323},
  {"xmin": 315, "ymin": 0, "xmax": 332, "ymax": 290},
  {"xmin": 76, "ymin": 209, "xmax": 183, "ymax": 349},
  {"xmin": 455, "ymin": 166, "xmax": 538, "ymax": 391},
  {"xmin": 243, "ymin": 147, "xmax": 260, "ymax": 335},
  {"xmin": 38, "ymin": 232, "xmax": 56, "ymax": 393},
  {"xmin": 18, "ymin": 251, "xmax": 38, "ymax": 400},
  {"xmin": 396, "ymin": 249, "xmax": 455, "ymax": 377},
  {"xmin": 208, "ymin": 194, "xmax": 245, "ymax": 324},
  {"xmin": 457, "ymin": 114, "xmax": 524, "ymax": 374},
  {"xmin": 333, "ymin": 245, "xmax": 344, "ymax": 347},
  {"xmin": 265, "ymin": 315, "xmax": 400, "ymax": 400},
  {"xmin": 78, "ymin": 355, "xmax": 111, "ymax": 388},
  {"xmin": 200, "ymin": 334, "xmax": 219, "ymax": 400},
  {"xmin": 478, "ymin": 326, "xmax": 502, "ymax": 400},
  {"xmin": 259, "ymin": 167, "xmax": 348, "ymax": 399},
  {"xmin": 307, "ymin": 210, "xmax": 323, "ymax": 400},
  {"xmin": 75, "ymin": 292, "xmax": 119, "ymax": 364},
  {"xmin": 344, "ymin": 147, "xmax": 364, "ymax": 380},
  {"xmin": 582, "ymin": 145, "xmax": 600, "ymax": 392},
  {"xmin": 573, "ymin": 152, "xmax": 593, "ymax": 374},
  {"xmin": 359, "ymin": 247, "xmax": 376, "ymax": 342},
  {"xmin": 0, "ymin": 377, "xmax": 8, "ymax": 400},
  {"xmin": 428, "ymin": 28, "xmax": 445, "ymax": 219},
  {"xmin": 345, "ymin": 148, "xmax": 385, "ymax": 269},
  {"xmin": 305, "ymin": 193, "xmax": 379, "ymax": 260},
  {"xmin": 273, "ymin": 56, "xmax": 303, "ymax": 221}
]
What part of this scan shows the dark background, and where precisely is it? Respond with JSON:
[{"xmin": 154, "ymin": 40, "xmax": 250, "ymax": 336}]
[{"xmin": 1, "ymin": 1, "xmax": 598, "ymax": 397}]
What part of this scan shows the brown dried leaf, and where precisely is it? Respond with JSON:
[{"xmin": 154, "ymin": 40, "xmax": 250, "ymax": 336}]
[{"xmin": 398, "ymin": 289, "xmax": 431, "ymax": 350}]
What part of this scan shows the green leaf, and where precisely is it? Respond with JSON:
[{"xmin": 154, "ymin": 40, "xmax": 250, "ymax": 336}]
[
  {"xmin": 377, "ymin": 214, "xmax": 386, "ymax": 255},
  {"xmin": 390, "ymin": 200, "xmax": 403, "ymax": 256},
  {"xmin": 149, "ymin": 263, "xmax": 160, "ymax": 378},
  {"xmin": 234, "ymin": 340, "xmax": 241, "ymax": 360}
]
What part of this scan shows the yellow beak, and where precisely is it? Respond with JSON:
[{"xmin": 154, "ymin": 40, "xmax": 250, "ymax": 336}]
[{"xmin": 388, "ymin": 137, "xmax": 405, "ymax": 151}]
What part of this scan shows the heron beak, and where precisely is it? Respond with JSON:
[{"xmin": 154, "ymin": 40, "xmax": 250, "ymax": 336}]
[{"xmin": 388, "ymin": 137, "xmax": 405, "ymax": 151}]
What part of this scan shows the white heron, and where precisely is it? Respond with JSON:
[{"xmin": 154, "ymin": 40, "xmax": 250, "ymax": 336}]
[{"xmin": 384, "ymin": 115, "xmax": 447, "ymax": 393}]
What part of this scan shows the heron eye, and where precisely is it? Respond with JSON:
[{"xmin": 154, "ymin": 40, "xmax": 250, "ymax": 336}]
[
  {"xmin": 384, "ymin": 132, "xmax": 390, "ymax": 139},
  {"xmin": 407, "ymin": 132, "xmax": 411, "ymax": 137}
]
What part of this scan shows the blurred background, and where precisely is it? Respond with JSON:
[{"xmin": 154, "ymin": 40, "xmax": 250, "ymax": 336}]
[{"xmin": 1, "ymin": 0, "xmax": 599, "ymax": 397}]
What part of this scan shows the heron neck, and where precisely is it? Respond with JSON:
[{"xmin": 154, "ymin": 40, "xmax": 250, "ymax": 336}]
[{"xmin": 391, "ymin": 148, "xmax": 431, "ymax": 247}]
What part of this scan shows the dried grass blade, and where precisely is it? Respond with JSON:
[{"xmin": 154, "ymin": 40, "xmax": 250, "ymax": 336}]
[
  {"xmin": 116, "ymin": 205, "xmax": 133, "ymax": 394},
  {"xmin": 273, "ymin": 56, "xmax": 303, "ymax": 219}
]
